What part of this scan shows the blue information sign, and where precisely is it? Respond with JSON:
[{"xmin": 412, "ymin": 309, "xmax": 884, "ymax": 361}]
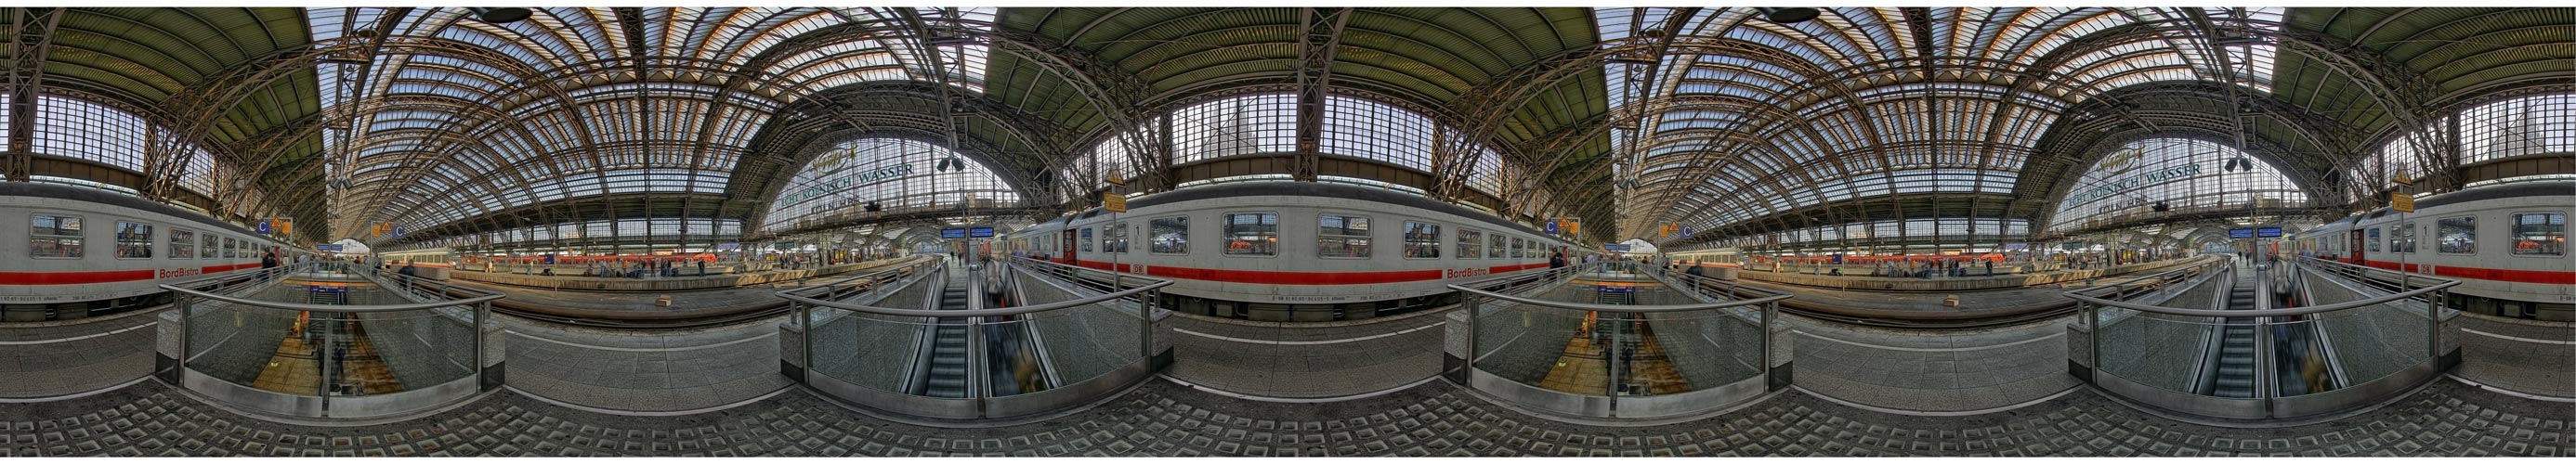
[
  {"xmin": 2256, "ymin": 226, "xmax": 2283, "ymax": 238},
  {"xmin": 255, "ymin": 221, "xmax": 271, "ymax": 234},
  {"xmin": 969, "ymin": 226, "xmax": 995, "ymax": 238},
  {"xmin": 2229, "ymin": 228, "xmax": 2256, "ymax": 238},
  {"xmin": 941, "ymin": 228, "xmax": 967, "ymax": 238},
  {"xmin": 1544, "ymin": 221, "xmax": 1560, "ymax": 235}
]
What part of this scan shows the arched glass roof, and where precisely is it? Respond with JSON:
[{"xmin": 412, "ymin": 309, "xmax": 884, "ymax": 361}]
[
  {"xmin": 1607, "ymin": 7, "xmax": 2289, "ymax": 244},
  {"xmin": 312, "ymin": 7, "xmax": 996, "ymax": 242}
]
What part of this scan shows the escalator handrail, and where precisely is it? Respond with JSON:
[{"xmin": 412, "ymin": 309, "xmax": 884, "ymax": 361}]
[
  {"xmin": 1447, "ymin": 279, "xmax": 1791, "ymax": 313},
  {"xmin": 162, "ymin": 263, "xmax": 506, "ymax": 313},
  {"xmin": 2067, "ymin": 264, "xmax": 2456, "ymax": 318},
  {"xmin": 780, "ymin": 276, "xmax": 1170, "ymax": 317}
]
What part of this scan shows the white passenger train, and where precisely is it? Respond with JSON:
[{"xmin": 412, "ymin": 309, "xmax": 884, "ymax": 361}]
[
  {"xmin": 0, "ymin": 182, "xmax": 304, "ymax": 321},
  {"xmin": 1006, "ymin": 182, "xmax": 1584, "ymax": 321},
  {"xmin": 2294, "ymin": 181, "xmax": 2573, "ymax": 321}
]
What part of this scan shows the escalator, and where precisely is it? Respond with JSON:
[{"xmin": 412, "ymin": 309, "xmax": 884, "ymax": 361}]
[
  {"xmin": 2207, "ymin": 264, "xmax": 2262, "ymax": 398},
  {"xmin": 919, "ymin": 262, "xmax": 975, "ymax": 398}
]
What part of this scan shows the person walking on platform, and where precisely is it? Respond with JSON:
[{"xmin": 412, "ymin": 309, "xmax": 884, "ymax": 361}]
[
  {"xmin": 1548, "ymin": 250, "xmax": 1566, "ymax": 269},
  {"xmin": 261, "ymin": 249, "xmax": 279, "ymax": 269}
]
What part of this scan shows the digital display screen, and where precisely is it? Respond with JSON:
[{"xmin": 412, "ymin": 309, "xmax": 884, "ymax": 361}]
[
  {"xmin": 2256, "ymin": 227, "xmax": 2282, "ymax": 238},
  {"xmin": 969, "ymin": 227, "xmax": 995, "ymax": 238},
  {"xmin": 941, "ymin": 228, "xmax": 967, "ymax": 238},
  {"xmin": 2229, "ymin": 228, "xmax": 2256, "ymax": 238}
]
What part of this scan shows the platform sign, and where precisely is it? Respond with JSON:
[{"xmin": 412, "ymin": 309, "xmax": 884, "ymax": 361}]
[
  {"xmin": 2229, "ymin": 228, "xmax": 2256, "ymax": 238},
  {"xmin": 2256, "ymin": 226, "xmax": 2283, "ymax": 238},
  {"xmin": 316, "ymin": 244, "xmax": 340, "ymax": 252},
  {"xmin": 941, "ymin": 228, "xmax": 967, "ymax": 238},
  {"xmin": 1102, "ymin": 192, "xmax": 1128, "ymax": 213},
  {"xmin": 2390, "ymin": 192, "xmax": 2415, "ymax": 213},
  {"xmin": 255, "ymin": 221, "xmax": 271, "ymax": 235},
  {"xmin": 1603, "ymin": 244, "xmax": 1627, "ymax": 251},
  {"xmin": 1544, "ymin": 220, "xmax": 1560, "ymax": 235},
  {"xmin": 968, "ymin": 226, "xmax": 995, "ymax": 238}
]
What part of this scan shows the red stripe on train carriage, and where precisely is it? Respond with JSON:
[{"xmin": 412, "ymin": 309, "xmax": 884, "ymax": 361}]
[
  {"xmin": 2356, "ymin": 260, "xmax": 2576, "ymax": 285},
  {"xmin": 0, "ymin": 263, "xmax": 263, "ymax": 285}
]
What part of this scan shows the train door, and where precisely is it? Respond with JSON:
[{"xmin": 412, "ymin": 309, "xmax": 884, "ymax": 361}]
[
  {"xmin": 2347, "ymin": 229, "xmax": 2365, "ymax": 264},
  {"xmin": 1061, "ymin": 228, "xmax": 1079, "ymax": 264}
]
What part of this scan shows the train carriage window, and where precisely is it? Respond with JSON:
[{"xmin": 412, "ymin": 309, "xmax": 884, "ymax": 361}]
[
  {"xmin": 115, "ymin": 222, "xmax": 152, "ymax": 259},
  {"xmin": 1151, "ymin": 216, "xmax": 1189, "ymax": 254},
  {"xmin": 225, "ymin": 238, "xmax": 238, "ymax": 259},
  {"xmin": 171, "ymin": 229, "xmax": 195, "ymax": 259},
  {"xmin": 1317, "ymin": 214, "xmax": 1371, "ymax": 258},
  {"xmin": 2437, "ymin": 216, "xmax": 2477, "ymax": 254},
  {"xmin": 1510, "ymin": 238, "xmax": 1525, "ymax": 259},
  {"xmin": 1079, "ymin": 228, "xmax": 1093, "ymax": 252},
  {"xmin": 202, "ymin": 233, "xmax": 218, "ymax": 260},
  {"xmin": 1488, "ymin": 233, "xmax": 1505, "ymax": 259},
  {"xmin": 30, "ymin": 214, "xmax": 83, "ymax": 258},
  {"xmin": 2511, "ymin": 213, "xmax": 2565, "ymax": 256},
  {"xmin": 1402, "ymin": 222, "xmax": 1440, "ymax": 259},
  {"xmin": 1223, "ymin": 213, "xmax": 1277, "ymax": 256},
  {"xmin": 2389, "ymin": 223, "xmax": 2416, "ymax": 253},
  {"xmin": 1458, "ymin": 229, "xmax": 1482, "ymax": 259},
  {"xmin": 2367, "ymin": 228, "xmax": 2381, "ymax": 252},
  {"xmin": 1103, "ymin": 223, "xmax": 1129, "ymax": 253}
]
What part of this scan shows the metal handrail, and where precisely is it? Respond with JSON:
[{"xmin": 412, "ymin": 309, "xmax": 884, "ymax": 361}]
[
  {"xmin": 778, "ymin": 256, "xmax": 942, "ymax": 299},
  {"xmin": 1448, "ymin": 280, "xmax": 1791, "ymax": 313},
  {"xmin": 162, "ymin": 264, "xmax": 503, "ymax": 313},
  {"xmin": 1455, "ymin": 262, "xmax": 1590, "ymax": 293},
  {"xmin": 2064, "ymin": 257, "xmax": 2457, "ymax": 318},
  {"xmin": 778, "ymin": 267, "xmax": 1170, "ymax": 318},
  {"xmin": 1007, "ymin": 256, "xmax": 1164, "ymax": 290}
]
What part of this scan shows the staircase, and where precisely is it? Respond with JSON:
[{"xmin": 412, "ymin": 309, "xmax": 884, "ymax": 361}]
[
  {"xmin": 2208, "ymin": 266, "xmax": 2261, "ymax": 398},
  {"xmin": 921, "ymin": 263, "xmax": 974, "ymax": 398}
]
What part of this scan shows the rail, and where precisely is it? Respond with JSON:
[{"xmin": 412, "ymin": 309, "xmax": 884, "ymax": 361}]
[
  {"xmin": 776, "ymin": 256, "xmax": 1173, "ymax": 419},
  {"xmin": 156, "ymin": 263, "xmax": 504, "ymax": 419},
  {"xmin": 1445, "ymin": 264, "xmax": 1792, "ymax": 419},
  {"xmin": 2064, "ymin": 255, "xmax": 2460, "ymax": 419}
]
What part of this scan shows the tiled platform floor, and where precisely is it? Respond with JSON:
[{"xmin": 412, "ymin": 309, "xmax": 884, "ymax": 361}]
[{"xmin": 5, "ymin": 376, "xmax": 2565, "ymax": 457}]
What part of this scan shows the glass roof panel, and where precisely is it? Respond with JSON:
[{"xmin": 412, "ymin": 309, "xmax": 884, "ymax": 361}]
[{"xmin": 2048, "ymin": 137, "xmax": 2308, "ymax": 232}]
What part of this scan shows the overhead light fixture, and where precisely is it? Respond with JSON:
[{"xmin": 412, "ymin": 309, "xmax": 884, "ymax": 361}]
[
  {"xmin": 467, "ymin": 7, "xmax": 533, "ymax": 24},
  {"xmin": 1754, "ymin": 7, "xmax": 1821, "ymax": 24}
]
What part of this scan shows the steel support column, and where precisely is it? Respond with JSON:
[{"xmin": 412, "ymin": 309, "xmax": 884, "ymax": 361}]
[
  {"xmin": 1289, "ymin": 8, "xmax": 1351, "ymax": 183},
  {"xmin": 5, "ymin": 7, "xmax": 60, "ymax": 182}
]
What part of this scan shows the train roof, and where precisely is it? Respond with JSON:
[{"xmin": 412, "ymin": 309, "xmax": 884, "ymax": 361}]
[
  {"xmin": 2321, "ymin": 180, "xmax": 2574, "ymax": 228},
  {"xmin": 1039, "ymin": 182, "xmax": 1573, "ymax": 244},
  {"xmin": 3, "ymin": 182, "xmax": 293, "ymax": 247}
]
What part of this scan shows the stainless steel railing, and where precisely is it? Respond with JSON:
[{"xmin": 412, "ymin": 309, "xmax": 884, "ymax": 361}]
[
  {"xmin": 2063, "ymin": 255, "xmax": 2459, "ymax": 419},
  {"xmin": 1446, "ymin": 263, "xmax": 1792, "ymax": 419},
  {"xmin": 158, "ymin": 263, "xmax": 505, "ymax": 419},
  {"xmin": 776, "ymin": 256, "xmax": 1171, "ymax": 419}
]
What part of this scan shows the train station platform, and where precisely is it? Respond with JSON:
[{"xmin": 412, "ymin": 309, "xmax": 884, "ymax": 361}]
[
  {"xmin": 440, "ymin": 256, "xmax": 929, "ymax": 319},
  {"xmin": 6, "ymin": 260, "xmax": 2568, "ymax": 457},
  {"xmin": 1736, "ymin": 256, "xmax": 2212, "ymax": 293},
  {"xmin": 5, "ymin": 367, "xmax": 2562, "ymax": 457},
  {"xmin": 446, "ymin": 257, "xmax": 917, "ymax": 293}
]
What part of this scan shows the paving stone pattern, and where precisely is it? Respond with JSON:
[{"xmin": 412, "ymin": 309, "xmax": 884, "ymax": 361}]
[{"xmin": 3, "ymin": 377, "xmax": 2566, "ymax": 457}]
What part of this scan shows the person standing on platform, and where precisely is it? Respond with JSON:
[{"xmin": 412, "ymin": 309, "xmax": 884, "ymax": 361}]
[{"xmin": 1549, "ymin": 250, "xmax": 1566, "ymax": 268}]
